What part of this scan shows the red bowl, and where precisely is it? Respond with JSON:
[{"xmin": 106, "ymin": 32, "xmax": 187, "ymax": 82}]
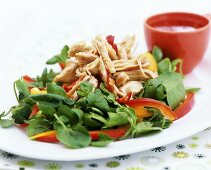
[{"xmin": 144, "ymin": 12, "xmax": 210, "ymax": 74}]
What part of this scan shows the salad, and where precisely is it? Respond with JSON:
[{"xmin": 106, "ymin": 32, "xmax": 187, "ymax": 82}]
[{"xmin": 0, "ymin": 35, "xmax": 197, "ymax": 149}]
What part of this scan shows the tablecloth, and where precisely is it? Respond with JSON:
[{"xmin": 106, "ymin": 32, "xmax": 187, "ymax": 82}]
[{"xmin": 0, "ymin": 127, "xmax": 210, "ymax": 170}]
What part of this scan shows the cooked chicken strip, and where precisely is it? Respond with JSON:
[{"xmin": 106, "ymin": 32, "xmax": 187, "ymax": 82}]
[
  {"xmin": 98, "ymin": 57, "xmax": 107, "ymax": 82},
  {"xmin": 117, "ymin": 44, "xmax": 128, "ymax": 59},
  {"xmin": 144, "ymin": 69, "xmax": 158, "ymax": 78},
  {"xmin": 68, "ymin": 41, "xmax": 94, "ymax": 57},
  {"xmin": 92, "ymin": 35, "xmax": 116, "ymax": 73},
  {"xmin": 113, "ymin": 59, "xmax": 139, "ymax": 71},
  {"xmin": 75, "ymin": 68, "xmax": 87, "ymax": 77},
  {"xmin": 115, "ymin": 72, "xmax": 129, "ymax": 87},
  {"xmin": 105, "ymin": 42, "xmax": 119, "ymax": 60},
  {"xmin": 67, "ymin": 75, "xmax": 90, "ymax": 98},
  {"xmin": 53, "ymin": 60, "xmax": 78, "ymax": 83},
  {"xmin": 86, "ymin": 58, "xmax": 100, "ymax": 75},
  {"xmin": 75, "ymin": 52, "xmax": 98, "ymax": 66},
  {"xmin": 114, "ymin": 70, "xmax": 149, "ymax": 81},
  {"xmin": 113, "ymin": 58, "xmax": 150, "ymax": 72},
  {"xmin": 120, "ymin": 81, "xmax": 143, "ymax": 96},
  {"xmin": 120, "ymin": 35, "xmax": 136, "ymax": 58},
  {"xmin": 88, "ymin": 76, "xmax": 98, "ymax": 90}
]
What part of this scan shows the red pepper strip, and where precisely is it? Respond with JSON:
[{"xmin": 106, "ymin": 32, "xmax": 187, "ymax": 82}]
[
  {"xmin": 22, "ymin": 75, "xmax": 35, "ymax": 83},
  {"xmin": 30, "ymin": 131, "xmax": 59, "ymax": 143},
  {"xmin": 117, "ymin": 92, "xmax": 132, "ymax": 104},
  {"xmin": 59, "ymin": 63, "xmax": 66, "ymax": 70},
  {"xmin": 62, "ymin": 80, "xmax": 77, "ymax": 92},
  {"xmin": 30, "ymin": 127, "xmax": 128, "ymax": 143},
  {"xmin": 106, "ymin": 35, "xmax": 118, "ymax": 53},
  {"xmin": 126, "ymin": 98, "xmax": 177, "ymax": 121},
  {"xmin": 106, "ymin": 35, "xmax": 115, "ymax": 45},
  {"xmin": 18, "ymin": 123, "xmax": 29, "ymax": 128},
  {"xmin": 174, "ymin": 93, "xmax": 195, "ymax": 120},
  {"xmin": 16, "ymin": 105, "xmax": 39, "ymax": 128},
  {"xmin": 89, "ymin": 127, "xmax": 128, "ymax": 141},
  {"xmin": 105, "ymin": 68, "xmax": 115, "ymax": 93},
  {"xmin": 29, "ymin": 105, "xmax": 39, "ymax": 118}
]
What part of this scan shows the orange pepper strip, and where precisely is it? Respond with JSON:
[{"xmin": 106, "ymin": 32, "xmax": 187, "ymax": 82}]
[
  {"xmin": 126, "ymin": 98, "xmax": 176, "ymax": 121},
  {"xmin": 30, "ymin": 131, "xmax": 59, "ymax": 143},
  {"xmin": 30, "ymin": 127, "xmax": 128, "ymax": 143}
]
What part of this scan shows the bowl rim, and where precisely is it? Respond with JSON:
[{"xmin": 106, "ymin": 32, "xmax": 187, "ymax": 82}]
[{"xmin": 144, "ymin": 12, "xmax": 211, "ymax": 34}]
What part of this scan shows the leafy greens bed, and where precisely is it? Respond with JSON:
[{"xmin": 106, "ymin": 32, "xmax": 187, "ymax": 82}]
[{"xmin": 0, "ymin": 35, "xmax": 197, "ymax": 149}]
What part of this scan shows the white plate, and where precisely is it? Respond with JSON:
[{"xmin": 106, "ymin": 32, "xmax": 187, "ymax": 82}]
[{"xmin": 0, "ymin": 56, "xmax": 211, "ymax": 161}]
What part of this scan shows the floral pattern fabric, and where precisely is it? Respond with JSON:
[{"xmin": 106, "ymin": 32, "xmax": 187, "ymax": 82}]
[{"xmin": 0, "ymin": 127, "xmax": 210, "ymax": 170}]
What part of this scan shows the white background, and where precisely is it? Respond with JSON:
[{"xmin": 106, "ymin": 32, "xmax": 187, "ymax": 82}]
[{"xmin": 0, "ymin": 0, "xmax": 211, "ymax": 111}]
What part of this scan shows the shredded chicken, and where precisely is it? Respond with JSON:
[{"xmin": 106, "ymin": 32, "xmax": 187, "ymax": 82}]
[
  {"xmin": 54, "ymin": 60, "xmax": 78, "ymax": 83},
  {"xmin": 85, "ymin": 58, "xmax": 100, "ymax": 75},
  {"xmin": 120, "ymin": 81, "xmax": 143, "ymax": 96},
  {"xmin": 98, "ymin": 57, "xmax": 108, "ymax": 82},
  {"xmin": 67, "ymin": 75, "xmax": 90, "ymax": 98},
  {"xmin": 55, "ymin": 35, "xmax": 158, "ymax": 99},
  {"xmin": 68, "ymin": 41, "xmax": 94, "ymax": 57},
  {"xmin": 144, "ymin": 69, "xmax": 158, "ymax": 78},
  {"xmin": 116, "ymin": 43, "xmax": 128, "ymax": 59},
  {"xmin": 113, "ymin": 58, "xmax": 150, "ymax": 71},
  {"xmin": 120, "ymin": 35, "xmax": 136, "ymax": 58},
  {"xmin": 115, "ymin": 72, "xmax": 129, "ymax": 87},
  {"xmin": 88, "ymin": 76, "xmax": 98, "ymax": 90},
  {"xmin": 105, "ymin": 41, "xmax": 119, "ymax": 60},
  {"xmin": 75, "ymin": 52, "xmax": 98, "ymax": 66},
  {"xmin": 92, "ymin": 35, "xmax": 116, "ymax": 73}
]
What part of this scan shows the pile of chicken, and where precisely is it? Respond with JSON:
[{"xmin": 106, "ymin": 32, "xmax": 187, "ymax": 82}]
[{"xmin": 54, "ymin": 35, "xmax": 158, "ymax": 100}]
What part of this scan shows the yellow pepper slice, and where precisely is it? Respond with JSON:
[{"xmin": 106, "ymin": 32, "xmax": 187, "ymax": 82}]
[
  {"xmin": 139, "ymin": 52, "xmax": 158, "ymax": 72},
  {"xmin": 30, "ymin": 87, "xmax": 47, "ymax": 95}
]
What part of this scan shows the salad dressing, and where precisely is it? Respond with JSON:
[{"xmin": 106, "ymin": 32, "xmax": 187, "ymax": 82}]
[{"xmin": 155, "ymin": 26, "xmax": 196, "ymax": 32}]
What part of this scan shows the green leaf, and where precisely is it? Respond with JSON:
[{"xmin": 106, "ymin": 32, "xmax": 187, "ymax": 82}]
[
  {"xmin": 156, "ymin": 84, "xmax": 167, "ymax": 100},
  {"xmin": 118, "ymin": 107, "xmax": 137, "ymax": 125},
  {"xmin": 90, "ymin": 106, "xmax": 137, "ymax": 128},
  {"xmin": 144, "ymin": 78, "xmax": 165, "ymax": 100},
  {"xmin": 158, "ymin": 72, "xmax": 185, "ymax": 109},
  {"xmin": 15, "ymin": 79, "xmax": 30, "ymax": 100},
  {"xmin": 132, "ymin": 122, "xmax": 162, "ymax": 137},
  {"xmin": 83, "ymin": 114, "xmax": 102, "ymax": 129},
  {"xmin": 91, "ymin": 133, "xmax": 113, "ymax": 147},
  {"xmin": 29, "ymin": 94, "xmax": 62, "ymax": 107},
  {"xmin": 29, "ymin": 94, "xmax": 74, "ymax": 107},
  {"xmin": 46, "ymin": 45, "xmax": 69, "ymax": 65},
  {"xmin": 12, "ymin": 104, "xmax": 32, "ymax": 124},
  {"xmin": 77, "ymin": 81, "xmax": 93, "ymax": 97},
  {"xmin": 0, "ymin": 119, "xmax": 13, "ymax": 128},
  {"xmin": 144, "ymin": 72, "xmax": 185, "ymax": 109},
  {"xmin": 47, "ymin": 83, "xmax": 67, "ymax": 97},
  {"xmin": 37, "ymin": 102, "xmax": 56, "ymax": 117},
  {"xmin": 70, "ymin": 108, "xmax": 83, "ymax": 124},
  {"xmin": 27, "ymin": 118, "xmax": 51, "ymax": 137},
  {"xmin": 75, "ymin": 97, "xmax": 87, "ymax": 108},
  {"xmin": 58, "ymin": 105, "xmax": 82, "ymax": 125},
  {"xmin": 171, "ymin": 59, "xmax": 183, "ymax": 73},
  {"xmin": 87, "ymin": 89, "xmax": 110, "ymax": 112},
  {"xmin": 91, "ymin": 107, "xmax": 104, "ymax": 116},
  {"xmin": 152, "ymin": 46, "xmax": 163, "ymax": 62},
  {"xmin": 145, "ymin": 109, "xmax": 172, "ymax": 129},
  {"xmin": 56, "ymin": 125, "xmax": 91, "ymax": 149},
  {"xmin": 32, "ymin": 68, "xmax": 57, "ymax": 88},
  {"xmin": 158, "ymin": 58, "xmax": 172, "ymax": 74},
  {"xmin": 100, "ymin": 83, "xmax": 115, "ymax": 102},
  {"xmin": 105, "ymin": 112, "xmax": 129, "ymax": 127},
  {"xmin": 185, "ymin": 88, "xmax": 200, "ymax": 93}
]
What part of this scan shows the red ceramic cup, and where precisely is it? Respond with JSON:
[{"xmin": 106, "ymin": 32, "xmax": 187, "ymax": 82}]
[{"xmin": 144, "ymin": 12, "xmax": 210, "ymax": 74}]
